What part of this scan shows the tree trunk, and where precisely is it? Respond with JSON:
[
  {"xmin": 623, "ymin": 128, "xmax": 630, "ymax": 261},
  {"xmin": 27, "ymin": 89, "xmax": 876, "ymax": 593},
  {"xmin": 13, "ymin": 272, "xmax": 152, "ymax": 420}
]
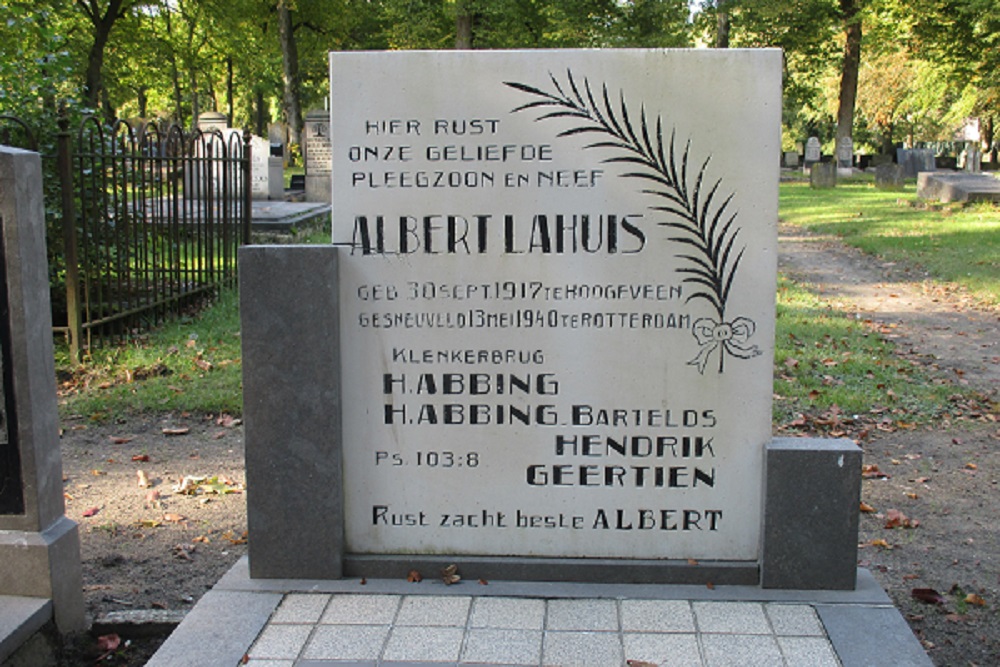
[
  {"xmin": 226, "ymin": 57, "xmax": 234, "ymax": 125},
  {"xmin": 835, "ymin": 0, "xmax": 863, "ymax": 147},
  {"xmin": 81, "ymin": 0, "xmax": 127, "ymax": 114},
  {"xmin": 278, "ymin": 1, "xmax": 303, "ymax": 160},
  {"xmin": 715, "ymin": 0, "xmax": 731, "ymax": 48},
  {"xmin": 456, "ymin": 2, "xmax": 473, "ymax": 49}
]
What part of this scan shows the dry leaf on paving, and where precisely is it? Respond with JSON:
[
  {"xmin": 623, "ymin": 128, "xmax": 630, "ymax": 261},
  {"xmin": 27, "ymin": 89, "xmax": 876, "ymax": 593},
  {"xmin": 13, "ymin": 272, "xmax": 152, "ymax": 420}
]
[
  {"xmin": 137, "ymin": 470, "xmax": 152, "ymax": 488},
  {"xmin": 441, "ymin": 564, "xmax": 461, "ymax": 585},
  {"xmin": 82, "ymin": 507, "xmax": 100, "ymax": 517},
  {"xmin": 162, "ymin": 427, "xmax": 190, "ymax": 436},
  {"xmin": 627, "ymin": 661, "xmax": 659, "ymax": 667},
  {"xmin": 860, "ymin": 501, "xmax": 877, "ymax": 513},
  {"xmin": 964, "ymin": 593, "xmax": 987, "ymax": 607},
  {"xmin": 163, "ymin": 512, "xmax": 186, "ymax": 523},
  {"xmin": 109, "ymin": 436, "xmax": 134, "ymax": 444},
  {"xmin": 132, "ymin": 454, "xmax": 150, "ymax": 462},
  {"xmin": 406, "ymin": 569, "xmax": 423, "ymax": 583}
]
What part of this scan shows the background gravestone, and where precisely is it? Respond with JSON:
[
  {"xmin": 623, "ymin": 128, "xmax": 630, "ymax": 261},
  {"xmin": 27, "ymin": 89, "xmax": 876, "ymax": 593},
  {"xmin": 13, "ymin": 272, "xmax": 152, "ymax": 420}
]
[
  {"xmin": 304, "ymin": 109, "xmax": 332, "ymax": 203},
  {"xmin": 810, "ymin": 162, "xmax": 837, "ymax": 189},
  {"xmin": 249, "ymin": 135, "xmax": 283, "ymax": 200},
  {"xmin": 875, "ymin": 163, "xmax": 905, "ymax": 191},
  {"xmin": 836, "ymin": 136, "xmax": 853, "ymax": 176},
  {"xmin": 803, "ymin": 136, "xmax": 821, "ymax": 171},
  {"xmin": 0, "ymin": 146, "xmax": 85, "ymax": 637}
]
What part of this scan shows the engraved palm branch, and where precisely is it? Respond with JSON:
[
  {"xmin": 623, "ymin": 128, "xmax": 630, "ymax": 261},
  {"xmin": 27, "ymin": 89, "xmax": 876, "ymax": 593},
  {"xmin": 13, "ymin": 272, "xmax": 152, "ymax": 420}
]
[{"xmin": 505, "ymin": 70, "xmax": 760, "ymax": 373}]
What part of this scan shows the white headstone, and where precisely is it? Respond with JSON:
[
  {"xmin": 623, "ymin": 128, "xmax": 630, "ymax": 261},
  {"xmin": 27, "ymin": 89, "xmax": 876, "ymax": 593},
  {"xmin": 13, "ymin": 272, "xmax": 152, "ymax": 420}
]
[
  {"xmin": 804, "ymin": 137, "xmax": 821, "ymax": 164},
  {"xmin": 330, "ymin": 49, "xmax": 780, "ymax": 561}
]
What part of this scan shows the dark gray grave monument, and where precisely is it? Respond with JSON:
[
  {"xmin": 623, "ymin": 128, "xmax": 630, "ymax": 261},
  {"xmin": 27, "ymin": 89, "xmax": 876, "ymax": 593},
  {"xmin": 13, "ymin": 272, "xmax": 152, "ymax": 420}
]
[
  {"xmin": 240, "ymin": 49, "xmax": 862, "ymax": 591},
  {"xmin": 875, "ymin": 163, "xmax": 905, "ymax": 191},
  {"xmin": 810, "ymin": 162, "xmax": 837, "ymax": 189},
  {"xmin": 917, "ymin": 171, "xmax": 1000, "ymax": 203},
  {"xmin": 304, "ymin": 109, "xmax": 332, "ymax": 203},
  {"xmin": 0, "ymin": 147, "xmax": 85, "ymax": 660}
]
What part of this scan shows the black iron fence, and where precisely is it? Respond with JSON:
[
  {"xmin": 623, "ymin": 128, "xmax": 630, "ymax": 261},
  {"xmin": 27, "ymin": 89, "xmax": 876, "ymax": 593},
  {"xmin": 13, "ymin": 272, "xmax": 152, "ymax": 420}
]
[{"xmin": 0, "ymin": 113, "xmax": 251, "ymax": 361}]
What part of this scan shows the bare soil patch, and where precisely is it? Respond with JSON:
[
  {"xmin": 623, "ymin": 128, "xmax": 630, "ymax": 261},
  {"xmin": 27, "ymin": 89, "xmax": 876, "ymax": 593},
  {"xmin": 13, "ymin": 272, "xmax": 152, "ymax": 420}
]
[
  {"xmin": 48, "ymin": 225, "xmax": 997, "ymax": 665},
  {"xmin": 780, "ymin": 223, "xmax": 999, "ymax": 667}
]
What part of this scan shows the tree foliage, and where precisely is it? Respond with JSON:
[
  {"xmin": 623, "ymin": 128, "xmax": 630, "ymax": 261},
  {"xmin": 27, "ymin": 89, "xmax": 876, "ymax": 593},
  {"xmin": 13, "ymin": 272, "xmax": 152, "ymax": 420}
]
[{"xmin": 0, "ymin": 0, "xmax": 996, "ymax": 157}]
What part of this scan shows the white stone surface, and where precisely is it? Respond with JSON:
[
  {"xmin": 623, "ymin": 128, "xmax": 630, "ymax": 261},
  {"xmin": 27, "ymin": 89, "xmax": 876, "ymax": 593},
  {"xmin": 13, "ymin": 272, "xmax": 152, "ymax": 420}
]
[{"xmin": 331, "ymin": 49, "xmax": 781, "ymax": 561}]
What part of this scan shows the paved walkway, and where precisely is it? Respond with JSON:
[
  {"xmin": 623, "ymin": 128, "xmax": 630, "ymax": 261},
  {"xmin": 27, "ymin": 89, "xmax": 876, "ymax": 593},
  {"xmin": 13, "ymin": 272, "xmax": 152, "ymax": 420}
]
[{"xmin": 147, "ymin": 559, "xmax": 933, "ymax": 667}]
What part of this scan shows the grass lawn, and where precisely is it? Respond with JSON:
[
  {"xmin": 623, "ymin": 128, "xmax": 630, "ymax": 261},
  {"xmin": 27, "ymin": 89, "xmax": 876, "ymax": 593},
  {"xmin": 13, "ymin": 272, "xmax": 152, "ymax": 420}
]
[{"xmin": 779, "ymin": 178, "xmax": 1000, "ymax": 307}]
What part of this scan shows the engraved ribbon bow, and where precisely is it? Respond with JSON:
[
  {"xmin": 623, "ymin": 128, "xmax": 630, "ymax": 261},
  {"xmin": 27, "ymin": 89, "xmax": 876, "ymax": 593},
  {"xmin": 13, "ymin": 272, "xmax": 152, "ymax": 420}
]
[{"xmin": 688, "ymin": 317, "xmax": 761, "ymax": 374}]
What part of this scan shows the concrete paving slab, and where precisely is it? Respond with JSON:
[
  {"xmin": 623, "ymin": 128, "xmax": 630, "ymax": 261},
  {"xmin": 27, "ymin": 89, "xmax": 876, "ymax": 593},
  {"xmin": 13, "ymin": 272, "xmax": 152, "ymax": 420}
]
[
  {"xmin": 543, "ymin": 630, "xmax": 624, "ymax": 666},
  {"xmin": 817, "ymin": 604, "xmax": 933, "ymax": 666},
  {"xmin": 764, "ymin": 603, "xmax": 825, "ymax": 636},
  {"xmin": 777, "ymin": 636, "xmax": 841, "ymax": 667},
  {"xmin": 469, "ymin": 597, "xmax": 545, "ymax": 630},
  {"xmin": 395, "ymin": 595, "xmax": 471, "ymax": 627},
  {"xmin": 701, "ymin": 634, "xmax": 783, "ymax": 666},
  {"xmin": 301, "ymin": 625, "xmax": 389, "ymax": 661},
  {"xmin": 320, "ymin": 594, "xmax": 400, "ymax": 625},
  {"xmin": 623, "ymin": 632, "xmax": 702, "ymax": 666},
  {"xmin": 545, "ymin": 598, "xmax": 618, "ymax": 631},
  {"xmin": 146, "ymin": 558, "xmax": 933, "ymax": 666},
  {"xmin": 382, "ymin": 626, "xmax": 464, "ymax": 662},
  {"xmin": 461, "ymin": 628, "xmax": 542, "ymax": 665},
  {"xmin": 144, "ymin": 589, "xmax": 282, "ymax": 667},
  {"xmin": 621, "ymin": 599, "xmax": 696, "ymax": 633},
  {"xmin": 693, "ymin": 601, "xmax": 771, "ymax": 634},
  {"xmin": 0, "ymin": 596, "xmax": 50, "ymax": 664},
  {"xmin": 272, "ymin": 593, "xmax": 332, "ymax": 624}
]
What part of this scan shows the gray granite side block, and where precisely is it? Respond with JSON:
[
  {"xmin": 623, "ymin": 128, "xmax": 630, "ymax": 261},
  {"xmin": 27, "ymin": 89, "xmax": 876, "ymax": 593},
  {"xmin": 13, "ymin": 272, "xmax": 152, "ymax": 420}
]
[
  {"xmin": 240, "ymin": 245, "xmax": 344, "ymax": 579},
  {"xmin": 762, "ymin": 438, "xmax": 861, "ymax": 590}
]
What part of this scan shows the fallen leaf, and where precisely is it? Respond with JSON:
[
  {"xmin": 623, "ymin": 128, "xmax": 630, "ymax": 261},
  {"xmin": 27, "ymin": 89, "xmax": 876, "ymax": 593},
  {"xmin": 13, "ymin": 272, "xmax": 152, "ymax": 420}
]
[
  {"xmin": 173, "ymin": 543, "xmax": 195, "ymax": 560},
  {"xmin": 627, "ymin": 661, "xmax": 659, "ymax": 667},
  {"xmin": 137, "ymin": 470, "xmax": 152, "ymax": 488},
  {"xmin": 441, "ymin": 564, "xmax": 461, "ymax": 585},
  {"xmin": 478, "ymin": 578, "xmax": 489, "ymax": 586},
  {"xmin": 860, "ymin": 502, "xmax": 877, "ymax": 513},
  {"xmin": 360, "ymin": 578, "xmax": 367, "ymax": 585},
  {"xmin": 870, "ymin": 538, "xmax": 893, "ymax": 549},
  {"xmin": 139, "ymin": 520, "xmax": 162, "ymax": 528},
  {"xmin": 407, "ymin": 569, "xmax": 423, "ymax": 583},
  {"xmin": 82, "ymin": 507, "xmax": 100, "ymax": 517},
  {"xmin": 163, "ymin": 512, "xmax": 186, "ymax": 523},
  {"xmin": 222, "ymin": 530, "xmax": 248, "ymax": 545},
  {"xmin": 109, "ymin": 436, "xmax": 134, "ymax": 444},
  {"xmin": 965, "ymin": 593, "xmax": 987, "ymax": 607},
  {"xmin": 132, "ymin": 454, "xmax": 150, "ymax": 462},
  {"xmin": 193, "ymin": 535, "xmax": 210, "ymax": 544},
  {"xmin": 911, "ymin": 588, "xmax": 946, "ymax": 605},
  {"xmin": 885, "ymin": 509, "xmax": 919, "ymax": 529},
  {"xmin": 706, "ymin": 581, "xmax": 715, "ymax": 590},
  {"xmin": 193, "ymin": 357, "xmax": 212, "ymax": 372},
  {"xmin": 162, "ymin": 427, "xmax": 190, "ymax": 436},
  {"xmin": 905, "ymin": 492, "xmax": 919, "ymax": 500},
  {"xmin": 965, "ymin": 463, "xmax": 978, "ymax": 470},
  {"xmin": 862, "ymin": 464, "xmax": 889, "ymax": 479}
]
